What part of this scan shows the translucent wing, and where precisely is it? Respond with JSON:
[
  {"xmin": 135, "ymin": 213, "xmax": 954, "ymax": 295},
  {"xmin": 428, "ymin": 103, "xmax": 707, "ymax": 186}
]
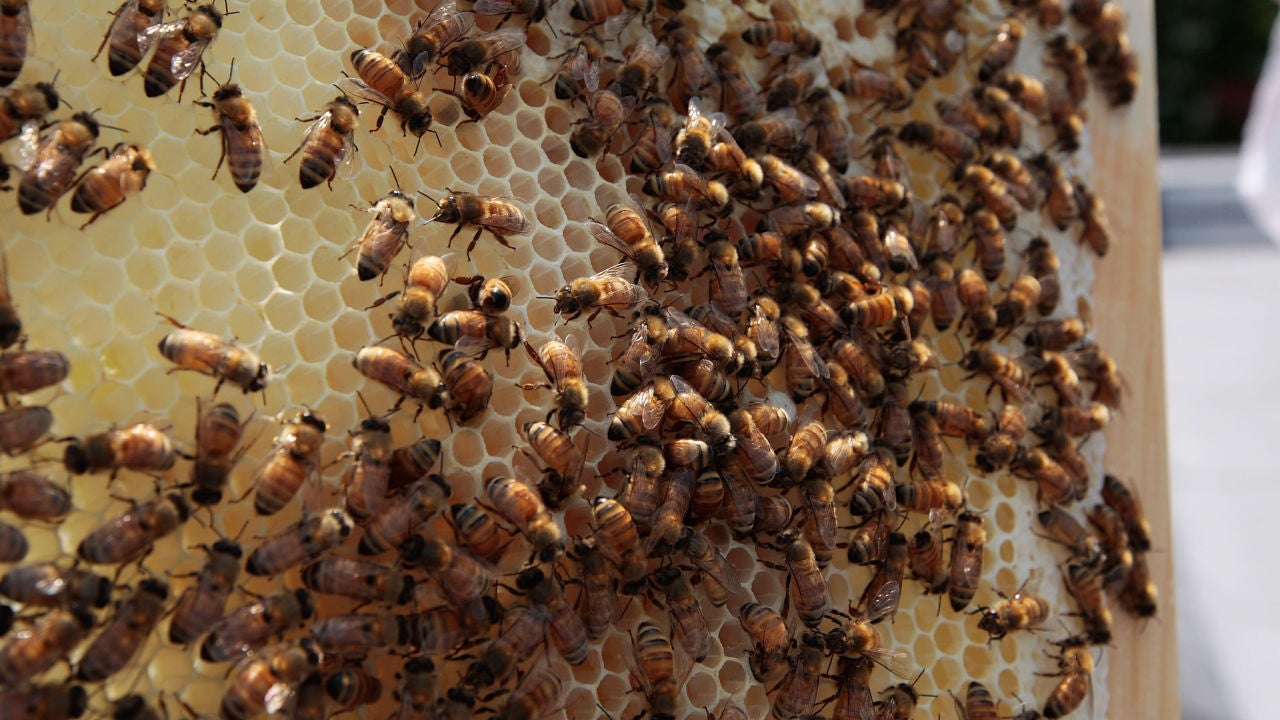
[
  {"xmin": 686, "ymin": 96, "xmax": 727, "ymax": 136},
  {"xmin": 572, "ymin": 46, "xmax": 601, "ymax": 93},
  {"xmin": 668, "ymin": 375, "xmax": 695, "ymax": 396},
  {"xmin": 602, "ymin": 9, "xmax": 638, "ymax": 37},
  {"xmin": 473, "ymin": 196, "xmax": 533, "ymax": 234},
  {"xmin": 335, "ymin": 76, "xmax": 395, "ymax": 110},
  {"xmin": 595, "ymin": 282, "xmax": 646, "ymax": 310},
  {"xmin": 170, "ymin": 37, "xmax": 214, "ymax": 80},
  {"xmin": 137, "ymin": 17, "xmax": 185, "ymax": 56},
  {"xmin": 590, "ymin": 261, "xmax": 638, "ymax": 281},
  {"xmin": 223, "ymin": 118, "xmax": 267, "ymax": 164},
  {"xmin": 766, "ymin": 39, "xmax": 799, "ymax": 56},
  {"xmin": 473, "ymin": 27, "xmax": 527, "ymax": 63},
  {"xmin": 748, "ymin": 306, "xmax": 780, "ymax": 358},
  {"xmin": 630, "ymin": 385, "xmax": 664, "ymax": 429},
  {"xmin": 470, "ymin": 0, "xmax": 518, "ymax": 13},
  {"xmin": 587, "ymin": 220, "xmax": 634, "ymax": 259},
  {"xmin": 863, "ymin": 579, "xmax": 900, "ymax": 623},
  {"xmin": 9, "ymin": 122, "xmax": 39, "ymax": 171}
]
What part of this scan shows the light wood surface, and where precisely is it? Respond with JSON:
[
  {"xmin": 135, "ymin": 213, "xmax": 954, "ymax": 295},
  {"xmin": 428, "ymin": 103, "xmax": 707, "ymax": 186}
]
[{"xmin": 1090, "ymin": 0, "xmax": 1180, "ymax": 717}]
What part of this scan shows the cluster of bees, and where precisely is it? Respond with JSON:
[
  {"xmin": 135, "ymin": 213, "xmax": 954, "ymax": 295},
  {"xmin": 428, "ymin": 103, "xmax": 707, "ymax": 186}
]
[{"xmin": 0, "ymin": 0, "xmax": 1160, "ymax": 718}]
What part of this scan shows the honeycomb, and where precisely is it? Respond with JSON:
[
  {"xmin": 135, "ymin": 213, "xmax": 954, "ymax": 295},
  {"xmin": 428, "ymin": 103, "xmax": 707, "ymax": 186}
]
[{"xmin": 0, "ymin": 0, "xmax": 1160, "ymax": 718}]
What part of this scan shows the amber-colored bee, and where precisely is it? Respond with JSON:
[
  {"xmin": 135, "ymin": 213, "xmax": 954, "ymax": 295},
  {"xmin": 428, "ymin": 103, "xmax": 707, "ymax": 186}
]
[
  {"xmin": 910, "ymin": 399, "xmax": 991, "ymax": 441},
  {"xmin": 386, "ymin": 437, "xmax": 442, "ymax": 493},
  {"xmin": 251, "ymin": 409, "xmax": 328, "ymax": 516},
  {"xmin": 358, "ymin": 475, "xmax": 447, "ymax": 557},
  {"xmin": 725, "ymin": 409, "xmax": 776, "ymax": 485},
  {"xmin": 946, "ymin": 511, "xmax": 985, "ymax": 612},
  {"xmin": 497, "ymin": 658, "xmax": 563, "ymax": 720},
  {"xmin": 246, "ymin": 509, "xmax": 351, "ymax": 578},
  {"xmin": 445, "ymin": 66, "xmax": 513, "ymax": 123},
  {"xmin": 1085, "ymin": 502, "xmax": 1133, "ymax": 585},
  {"xmin": 441, "ymin": 25, "xmax": 524, "ymax": 78},
  {"xmin": 773, "ymin": 632, "xmax": 823, "ymax": 720},
  {"xmin": 405, "ymin": 606, "xmax": 468, "ymax": 656},
  {"xmin": 958, "ymin": 167, "xmax": 1018, "ymax": 234},
  {"xmin": 77, "ymin": 492, "xmax": 188, "ymax": 565},
  {"xmin": 838, "ymin": 64, "xmax": 912, "ymax": 112},
  {"xmin": 591, "ymin": 495, "xmax": 647, "ymax": 593},
  {"xmin": 485, "ymin": 474, "xmax": 564, "ymax": 562},
  {"xmin": 333, "ymin": 416, "xmax": 391, "ymax": 525},
  {"xmin": 1042, "ymin": 638, "xmax": 1093, "ymax": 719},
  {"xmin": 588, "ymin": 202, "xmax": 668, "ymax": 290},
  {"xmin": 620, "ymin": 441, "xmax": 663, "ymax": 532},
  {"xmin": 403, "ymin": 0, "xmax": 473, "ymax": 76},
  {"xmin": 1028, "ymin": 152, "xmax": 1078, "ymax": 230},
  {"xmin": 0, "ymin": 607, "xmax": 94, "ymax": 685},
  {"xmin": 707, "ymin": 132, "xmax": 764, "ymax": 200},
  {"xmin": 632, "ymin": 619, "xmax": 680, "ymax": 720},
  {"xmin": 189, "ymin": 400, "xmax": 249, "ymax": 506},
  {"xmin": 608, "ymin": 375, "xmax": 674, "ymax": 445},
  {"xmin": 1011, "ymin": 447, "xmax": 1074, "ymax": 504},
  {"xmin": 841, "ymin": 284, "xmax": 914, "ymax": 330},
  {"xmin": 222, "ymin": 643, "xmax": 314, "ymax": 720},
  {"xmin": 438, "ymin": 349, "xmax": 492, "ymax": 424},
  {"xmin": 354, "ymin": 345, "xmax": 446, "ymax": 412},
  {"xmin": 157, "ymin": 316, "xmax": 269, "ymax": 394},
  {"xmin": 553, "ymin": 261, "xmax": 648, "ymax": 323},
  {"xmin": 93, "ymin": 0, "xmax": 166, "ymax": 75},
  {"xmin": 2, "ymin": 682, "xmax": 88, "ymax": 720},
  {"xmin": 1038, "ymin": 506, "xmax": 1103, "ymax": 569},
  {"xmin": 0, "ymin": 404, "xmax": 49, "ymax": 455},
  {"xmin": 899, "ymin": 120, "xmax": 977, "ymax": 164},
  {"xmin": 0, "ymin": 564, "xmax": 109, "ymax": 608},
  {"xmin": 780, "ymin": 316, "xmax": 829, "ymax": 402},
  {"xmin": 139, "ymin": 3, "xmax": 221, "ymax": 97},
  {"xmin": 1024, "ymin": 237, "xmax": 1062, "ymax": 315},
  {"xmin": 976, "ymin": 577, "xmax": 1050, "ymax": 640},
  {"xmin": 201, "ymin": 589, "xmax": 314, "ymax": 664},
  {"xmin": 609, "ymin": 32, "xmax": 667, "ymax": 100},
  {"xmin": 1073, "ymin": 181, "xmax": 1112, "ymax": 256},
  {"xmin": 1101, "ymin": 474, "xmax": 1151, "ymax": 551},
  {"xmin": 570, "ymin": 88, "xmax": 628, "ymax": 158},
  {"xmin": 524, "ymin": 566, "xmax": 591, "ymax": 666},
  {"xmin": 1119, "ymin": 551, "xmax": 1157, "ymax": 618},
  {"xmin": 628, "ymin": 97, "xmax": 678, "ymax": 175},
  {"xmin": 76, "ymin": 578, "xmax": 167, "ymax": 682},
  {"xmin": 0, "ymin": 469, "xmax": 66, "ymax": 521},
  {"xmin": 16, "ymin": 112, "xmax": 100, "ymax": 216},
  {"xmin": 522, "ymin": 335, "xmax": 588, "ymax": 429},
  {"xmin": 707, "ymin": 41, "xmax": 764, "ymax": 121},
  {"xmin": 645, "ymin": 164, "xmax": 732, "ymax": 217},
  {"xmin": 660, "ymin": 16, "xmax": 714, "ymax": 109},
  {"xmin": 976, "ymin": 402, "xmax": 1026, "ymax": 473},
  {"xmin": 446, "ymin": 503, "xmax": 506, "ymax": 566},
  {"xmin": 191, "ymin": 70, "xmax": 264, "ymax": 196},
  {"xmin": 664, "ymin": 306, "xmax": 742, "ymax": 374},
  {"xmin": 427, "ymin": 189, "xmax": 533, "ymax": 260},
  {"xmin": 0, "ymin": 80, "xmax": 58, "ymax": 143},
  {"xmin": 775, "ymin": 530, "xmax": 829, "ymax": 627},
  {"xmin": 765, "ymin": 59, "xmax": 817, "ymax": 112},
  {"xmin": 341, "ymin": 189, "xmax": 416, "ymax": 282},
  {"xmin": 742, "ymin": 19, "xmax": 821, "ymax": 57},
  {"xmin": 961, "ymin": 348, "xmax": 1033, "ymax": 402},
  {"xmin": 521, "ymin": 421, "xmax": 584, "ymax": 508},
  {"xmin": 740, "ymin": 601, "xmax": 788, "ymax": 684},
  {"xmin": 286, "ymin": 95, "xmax": 359, "ymax": 190},
  {"xmin": 548, "ymin": 33, "xmax": 604, "ymax": 103},
  {"xmin": 1061, "ymin": 562, "xmax": 1111, "ymax": 644},
  {"xmin": 380, "ymin": 254, "xmax": 450, "ymax": 340},
  {"xmin": 344, "ymin": 48, "xmax": 435, "ymax": 142},
  {"xmin": 168, "ymin": 539, "xmax": 241, "ymax": 645},
  {"xmin": 302, "ymin": 555, "xmax": 413, "ymax": 605},
  {"xmin": 994, "ymin": 274, "xmax": 1042, "ymax": 333}
]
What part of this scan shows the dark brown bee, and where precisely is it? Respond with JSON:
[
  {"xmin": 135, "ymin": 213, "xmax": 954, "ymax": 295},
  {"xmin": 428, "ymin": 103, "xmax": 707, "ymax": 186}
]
[
  {"xmin": 959, "ymin": 166, "xmax": 1019, "ymax": 233},
  {"xmin": 140, "ymin": 4, "xmax": 222, "ymax": 97},
  {"xmin": 77, "ymin": 492, "xmax": 189, "ymax": 565},
  {"xmin": 572, "ymin": 537, "xmax": 614, "ymax": 641},
  {"xmin": 190, "ymin": 399, "xmax": 249, "ymax": 506},
  {"xmin": 948, "ymin": 511, "xmax": 985, "ymax": 612},
  {"xmin": 201, "ymin": 589, "xmax": 315, "ymax": 663},
  {"xmin": 740, "ymin": 601, "xmax": 788, "ymax": 683},
  {"xmin": 611, "ymin": 32, "xmax": 668, "ymax": 99},
  {"xmin": 707, "ymin": 42, "xmax": 764, "ymax": 122},
  {"xmin": 773, "ymin": 632, "xmax": 823, "ymax": 720},
  {"xmin": 521, "ymin": 421, "xmax": 584, "ymax": 508},
  {"xmin": 516, "ymin": 566, "xmax": 588, "ymax": 667},
  {"xmin": 961, "ymin": 348, "xmax": 1033, "ymax": 402},
  {"xmin": 246, "ymin": 508, "xmax": 352, "ymax": 577},
  {"xmin": 777, "ymin": 530, "xmax": 830, "ymax": 627},
  {"xmin": 1037, "ymin": 506, "xmax": 1104, "ymax": 570},
  {"xmin": 439, "ymin": 349, "xmax": 493, "ymax": 424},
  {"xmin": 195, "ymin": 66, "xmax": 265, "ymax": 193},
  {"xmin": 0, "ymin": 405, "xmax": 50, "ymax": 455},
  {"xmin": 1011, "ymin": 447, "xmax": 1076, "ymax": 505},
  {"xmin": 497, "ymin": 658, "xmax": 563, "ymax": 720},
  {"xmin": 286, "ymin": 95, "xmax": 359, "ymax": 190},
  {"xmin": 907, "ymin": 512, "xmax": 948, "ymax": 594},
  {"xmin": 403, "ymin": 0, "xmax": 473, "ymax": 76},
  {"xmin": 1102, "ymin": 474, "xmax": 1152, "ymax": 552},
  {"xmin": 0, "ymin": 607, "xmax": 94, "ymax": 685},
  {"xmin": 0, "ymin": 469, "xmax": 69, "ymax": 521},
  {"xmin": 486, "ymin": 474, "xmax": 564, "ymax": 562},
  {"xmin": 343, "ymin": 189, "xmax": 416, "ymax": 283},
  {"xmin": 0, "ymin": 564, "xmax": 110, "ymax": 608},
  {"xmin": 547, "ymin": 34, "xmax": 604, "ymax": 103},
  {"xmin": 1074, "ymin": 181, "xmax": 1112, "ymax": 256},
  {"xmin": 847, "ymin": 508, "xmax": 890, "ymax": 566},
  {"xmin": 1062, "ymin": 562, "xmax": 1111, "ymax": 644},
  {"xmin": 251, "ymin": 409, "xmax": 328, "ymax": 516},
  {"xmin": 553, "ymin": 261, "xmax": 648, "ymax": 322},
  {"xmin": 0, "ymin": 521, "xmax": 26, "ymax": 560},
  {"xmin": 76, "ymin": 578, "xmax": 168, "ymax": 682},
  {"xmin": 647, "ymin": 464, "xmax": 693, "ymax": 552},
  {"xmin": 976, "ymin": 402, "xmax": 1027, "ymax": 473},
  {"xmin": 443, "ymin": 66, "xmax": 512, "ymax": 123},
  {"xmin": 742, "ymin": 20, "xmax": 821, "ymax": 57},
  {"xmin": 1118, "ymin": 551, "xmax": 1157, "ymax": 618},
  {"xmin": 592, "ymin": 496, "xmax": 647, "ymax": 593},
  {"xmin": 1024, "ymin": 236, "xmax": 1061, "ymax": 314},
  {"xmin": 1026, "ymin": 317, "xmax": 1086, "ymax": 353},
  {"xmin": 1086, "ymin": 503, "xmax": 1133, "ymax": 584},
  {"xmin": 158, "ymin": 316, "xmax": 269, "ymax": 393},
  {"xmin": 168, "ymin": 539, "xmax": 241, "ymax": 645},
  {"xmin": 899, "ymin": 120, "xmax": 977, "ymax": 164},
  {"xmin": 571, "ymin": 88, "xmax": 627, "ymax": 158},
  {"xmin": 387, "ymin": 436, "xmax": 443, "ymax": 492},
  {"xmin": 428, "ymin": 190, "xmax": 533, "ymax": 260},
  {"xmin": 568, "ymin": 0, "xmax": 640, "ymax": 28},
  {"xmin": 325, "ymin": 665, "xmax": 383, "ymax": 711},
  {"xmin": 632, "ymin": 620, "xmax": 679, "ymax": 720},
  {"xmin": 343, "ymin": 48, "xmax": 435, "ymax": 142},
  {"xmin": 222, "ymin": 643, "xmax": 314, "ymax": 720},
  {"xmin": 1029, "ymin": 152, "xmax": 1078, "ymax": 229},
  {"xmin": 441, "ymin": 25, "xmax": 525, "ymax": 76},
  {"xmin": 0, "ymin": 80, "xmax": 59, "ymax": 143},
  {"xmin": 838, "ymin": 64, "xmax": 912, "ymax": 112},
  {"xmin": 910, "ymin": 399, "xmax": 992, "ymax": 441},
  {"xmin": 394, "ymin": 657, "xmax": 438, "ymax": 720},
  {"xmin": 662, "ymin": 16, "xmax": 715, "ymax": 112},
  {"xmin": 407, "ymin": 606, "xmax": 468, "ymax": 656},
  {"xmin": 94, "ymin": 0, "xmax": 166, "ymax": 75},
  {"xmin": 1042, "ymin": 639, "xmax": 1093, "ymax": 719},
  {"xmin": 0, "ymin": 0, "xmax": 28, "ymax": 85},
  {"xmin": 523, "ymin": 335, "xmax": 588, "ymax": 429},
  {"xmin": 17, "ymin": 112, "xmax": 100, "ymax": 216},
  {"xmin": 302, "ymin": 555, "xmax": 413, "ymax": 605},
  {"xmin": 404, "ymin": 537, "xmax": 495, "ymax": 627},
  {"xmin": 359, "ymin": 474, "xmax": 447, "ymax": 556},
  {"xmin": 0, "ymin": 682, "xmax": 88, "ymax": 720},
  {"xmin": 765, "ymin": 59, "xmax": 817, "ymax": 112},
  {"xmin": 354, "ymin": 345, "xmax": 445, "ymax": 411},
  {"xmin": 1046, "ymin": 34, "xmax": 1088, "ymax": 105},
  {"xmin": 831, "ymin": 656, "xmax": 875, "ymax": 720},
  {"xmin": 977, "ymin": 577, "xmax": 1050, "ymax": 640},
  {"xmin": 977, "ymin": 17, "xmax": 1025, "ymax": 81}
]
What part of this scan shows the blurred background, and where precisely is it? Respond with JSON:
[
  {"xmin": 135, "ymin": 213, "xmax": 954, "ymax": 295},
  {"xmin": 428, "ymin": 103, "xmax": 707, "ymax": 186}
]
[{"xmin": 1157, "ymin": 1, "xmax": 1277, "ymax": 718}]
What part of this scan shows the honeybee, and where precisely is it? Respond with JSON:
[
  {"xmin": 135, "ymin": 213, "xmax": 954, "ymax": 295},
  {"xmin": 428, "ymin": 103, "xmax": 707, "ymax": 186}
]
[
  {"xmin": 444, "ymin": 66, "xmax": 513, "ymax": 123},
  {"xmin": 742, "ymin": 19, "xmax": 821, "ymax": 57},
  {"xmin": 1042, "ymin": 638, "xmax": 1093, "ymax": 719},
  {"xmin": 977, "ymin": 17, "xmax": 1024, "ymax": 81},
  {"xmin": 644, "ymin": 164, "xmax": 731, "ymax": 216},
  {"xmin": 1011, "ymin": 447, "xmax": 1075, "ymax": 505},
  {"xmin": 1119, "ymin": 552, "xmax": 1157, "ymax": 618},
  {"xmin": 190, "ymin": 73, "xmax": 265, "ymax": 197},
  {"xmin": 898, "ymin": 120, "xmax": 977, "ymax": 165},
  {"xmin": 222, "ymin": 643, "xmax": 314, "ymax": 720},
  {"xmin": 334, "ymin": 414, "xmax": 392, "ymax": 525},
  {"xmin": 343, "ymin": 48, "xmax": 435, "ymax": 143},
  {"xmin": 628, "ymin": 97, "xmax": 678, "ymax": 175},
  {"xmin": 0, "ymin": 607, "xmax": 94, "ymax": 685},
  {"xmin": 342, "ymin": 188, "xmax": 417, "ymax": 283},
  {"xmin": 773, "ymin": 632, "xmax": 823, "ymax": 720},
  {"xmin": 838, "ymin": 64, "xmax": 912, "ymax": 112},
  {"xmin": 764, "ymin": 59, "xmax": 817, "ymax": 112},
  {"xmin": 404, "ymin": 537, "xmax": 495, "ymax": 626},
  {"xmin": 1029, "ymin": 152, "xmax": 1078, "ymax": 229},
  {"xmin": 359, "ymin": 475, "xmax": 448, "ymax": 556},
  {"xmin": 548, "ymin": 34, "xmax": 604, "ymax": 103},
  {"xmin": 406, "ymin": 606, "xmax": 468, "ymax": 655},
  {"xmin": 571, "ymin": 88, "xmax": 627, "ymax": 158},
  {"xmin": 0, "ymin": 469, "xmax": 68, "ymax": 521},
  {"xmin": 427, "ymin": 189, "xmax": 533, "ymax": 260},
  {"xmin": 1102, "ymin": 474, "xmax": 1152, "ymax": 552},
  {"xmin": 1086, "ymin": 502, "xmax": 1132, "ymax": 585},
  {"xmin": 1074, "ymin": 181, "xmax": 1111, "ymax": 256},
  {"xmin": 387, "ymin": 437, "xmax": 443, "ymax": 492},
  {"xmin": 395, "ymin": 657, "xmax": 438, "ymax": 720},
  {"xmin": 707, "ymin": 131, "xmax": 765, "ymax": 199},
  {"xmin": 948, "ymin": 511, "xmax": 985, "ymax": 612},
  {"xmin": 1023, "ymin": 237, "xmax": 1062, "ymax": 316},
  {"xmin": 908, "ymin": 513, "xmax": 948, "ymax": 594},
  {"xmin": 354, "ymin": 345, "xmax": 446, "ymax": 411},
  {"xmin": 76, "ymin": 578, "xmax": 168, "ymax": 682},
  {"xmin": 878, "ymin": 682, "xmax": 922, "ymax": 720},
  {"xmin": 589, "ymin": 198, "xmax": 668, "ymax": 288},
  {"xmin": 403, "ymin": 0, "xmax": 474, "ymax": 76},
  {"xmin": 377, "ymin": 254, "xmax": 451, "ymax": 340},
  {"xmin": 553, "ymin": 261, "xmax": 648, "ymax": 322},
  {"xmin": 286, "ymin": 95, "xmax": 359, "ymax": 190},
  {"xmin": 93, "ymin": 0, "xmax": 166, "ymax": 76},
  {"xmin": 745, "ymin": 296, "xmax": 781, "ymax": 376},
  {"xmin": 325, "ymin": 664, "xmax": 383, "ymax": 711},
  {"xmin": 77, "ymin": 492, "xmax": 188, "ymax": 565},
  {"xmin": 0, "ymin": 564, "xmax": 110, "ymax": 608},
  {"xmin": 251, "ymin": 409, "xmax": 328, "ymax": 516},
  {"xmin": 0, "ymin": 80, "xmax": 59, "ymax": 143},
  {"xmin": 663, "ymin": 306, "xmax": 740, "ymax": 374},
  {"xmin": 976, "ymin": 402, "xmax": 1026, "ymax": 473},
  {"xmin": 157, "ymin": 316, "xmax": 269, "ymax": 394},
  {"xmin": 201, "ymin": 589, "xmax": 314, "ymax": 663},
  {"xmin": 632, "ymin": 620, "xmax": 680, "ymax": 720},
  {"xmin": 439, "ymin": 349, "xmax": 493, "ymax": 423},
  {"xmin": 462, "ymin": 602, "xmax": 545, "ymax": 687},
  {"xmin": 662, "ymin": 16, "xmax": 715, "ymax": 112},
  {"xmin": 832, "ymin": 656, "xmax": 876, "ymax": 720},
  {"xmin": 781, "ymin": 315, "xmax": 829, "ymax": 401},
  {"xmin": 776, "ymin": 530, "xmax": 830, "ymax": 627},
  {"xmin": 961, "ymin": 348, "xmax": 1033, "ymax": 402},
  {"xmin": 168, "ymin": 538, "xmax": 241, "ymax": 645},
  {"xmin": 1037, "ymin": 506, "xmax": 1103, "ymax": 569},
  {"xmin": 522, "ymin": 566, "xmax": 590, "ymax": 667},
  {"xmin": 896, "ymin": 479, "xmax": 964, "ymax": 515},
  {"xmin": 610, "ymin": 32, "xmax": 668, "ymax": 100},
  {"xmin": 569, "ymin": 0, "xmax": 641, "ymax": 28},
  {"xmin": 1, "ymin": 683, "xmax": 88, "ymax": 720},
  {"xmin": 959, "ymin": 167, "xmax": 1019, "ymax": 234},
  {"xmin": 910, "ymin": 399, "xmax": 991, "ymax": 441},
  {"xmin": 139, "ymin": 4, "xmax": 222, "ymax": 97},
  {"xmin": 977, "ymin": 577, "xmax": 1051, "ymax": 640},
  {"xmin": 190, "ymin": 399, "xmax": 249, "ymax": 506},
  {"xmin": 740, "ymin": 601, "xmax": 788, "ymax": 683},
  {"xmin": 498, "ymin": 658, "xmax": 564, "ymax": 720},
  {"xmin": 0, "ymin": 404, "xmax": 50, "ymax": 455},
  {"xmin": 995, "ymin": 274, "xmax": 1042, "ymax": 332},
  {"xmin": 609, "ymin": 376, "xmax": 675, "ymax": 443},
  {"xmin": 646, "ymin": 464, "xmax": 694, "ymax": 552},
  {"xmin": 16, "ymin": 112, "xmax": 101, "ymax": 216},
  {"xmin": 520, "ymin": 421, "xmax": 584, "ymax": 508},
  {"xmin": 302, "ymin": 555, "xmax": 412, "ymax": 605},
  {"xmin": 707, "ymin": 41, "xmax": 764, "ymax": 121},
  {"xmin": 841, "ymin": 284, "xmax": 914, "ymax": 331},
  {"xmin": 726, "ymin": 409, "xmax": 776, "ymax": 485},
  {"xmin": 592, "ymin": 496, "xmax": 648, "ymax": 593},
  {"xmin": 441, "ymin": 25, "xmax": 525, "ymax": 77},
  {"xmin": 522, "ymin": 335, "xmax": 588, "ymax": 429},
  {"xmin": 849, "ymin": 450, "xmax": 897, "ymax": 521},
  {"xmin": 571, "ymin": 537, "xmax": 615, "ymax": 641},
  {"xmin": 1060, "ymin": 562, "xmax": 1111, "ymax": 644},
  {"xmin": 485, "ymin": 475, "xmax": 564, "ymax": 562},
  {"xmin": 246, "ymin": 508, "xmax": 353, "ymax": 576},
  {"xmin": 0, "ymin": 0, "xmax": 29, "ymax": 85}
]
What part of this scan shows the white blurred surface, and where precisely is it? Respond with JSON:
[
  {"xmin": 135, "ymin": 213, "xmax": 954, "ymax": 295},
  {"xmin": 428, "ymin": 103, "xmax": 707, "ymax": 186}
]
[{"xmin": 1164, "ymin": 243, "xmax": 1280, "ymax": 720}]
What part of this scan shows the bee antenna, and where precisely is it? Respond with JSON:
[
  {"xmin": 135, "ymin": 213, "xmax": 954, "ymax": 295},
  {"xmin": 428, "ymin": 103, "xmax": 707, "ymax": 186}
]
[
  {"xmin": 417, "ymin": 189, "xmax": 441, "ymax": 208},
  {"xmin": 390, "ymin": 166, "xmax": 403, "ymax": 193}
]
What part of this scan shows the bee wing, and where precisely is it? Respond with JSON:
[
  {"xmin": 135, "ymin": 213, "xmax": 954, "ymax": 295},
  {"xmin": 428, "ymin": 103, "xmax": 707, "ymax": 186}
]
[
  {"xmin": 686, "ymin": 96, "xmax": 727, "ymax": 135},
  {"xmin": 335, "ymin": 76, "xmax": 397, "ymax": 111},
  {"xmin": 749, "ymin": 304, "xmax": 780, "ymax": 358},
  {"xmin": 863, "ymin": 579, "xmax": 900, "ymax": 623},
  {"xmin": 474, "ymin": 27, "xmax": 527, "ymax": 63},
  {"xmin": 668, "ymin": 375, "xmax": 695, "ymax": 396},
  {"xmin": 452, "ymin": 336, "xmax": 495, "ymax": 356},
  {"xmin": 590, "ymin": 261, "xmax": 639, "ymax": 281},
  {"xmin": 765, "ymin": 38, "xmax": 799, "ymax": 56},
  {"xmin": 473, "ymin": 196, "xmax": 533, "ymax": 234},
  {"xmin": 602, "ymin": 9, "xmax": 639, "ymax": 38},
  {"xmin": 587, "ymin": 220, "xmax": 635, "ymax": 259},
  {"xmin": 470, "ymin": 0, "xmax": 519, "ymax": 13},
  {"xmin": 223, "ymin": 116, "xmax": 268, "ymax": 161},
  {"xmin": 420, "ymin": 0, "xmax": 474, "ymax": 41},
  {"xmin": 136, "ymin": 17, "xmax": 184, "ymax": 55},
  {"xmin": 864, "ymin": 646, "xmax": 913, "ymax": 680},
  {"xmin": 681, "ymin": 536, "xmax": 745, "ymax": 600},
  {"xmin": 169, "ymin": 36, "xmax": 214, "ymax": 80},
  {"xmin": 8, "ymin": 122, "xmax": 39, "ymax": 172},
  {"xmin": 630, "ymin": 386, "xmax": 664, "ymax": 429}
]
